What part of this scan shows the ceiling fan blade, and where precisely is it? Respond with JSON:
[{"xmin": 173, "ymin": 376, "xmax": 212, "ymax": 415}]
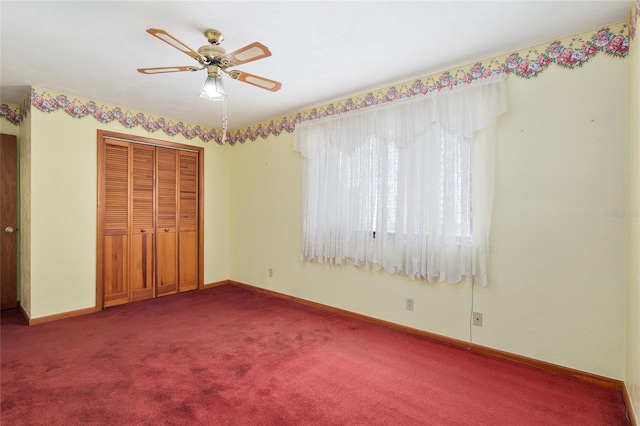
[
  {"xmin": 231, "ymin": 71, "xmax": 282, "ymax": 92},
  {"xmin": 226, "ymin": 42, "xmax": 272, "ymax": 66},
  {"xmin": 137, "ymin": 66, "xmax": 200, "ymax": 74},
  {"xmin": 146, "ymin": 28, "xmax": 203, "ymax": 60}
]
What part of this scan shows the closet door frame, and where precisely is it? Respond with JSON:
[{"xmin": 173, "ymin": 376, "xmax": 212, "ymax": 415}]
[{"xmin": 96, "ymin": 130, "xmax": 204, "ymax": 310}]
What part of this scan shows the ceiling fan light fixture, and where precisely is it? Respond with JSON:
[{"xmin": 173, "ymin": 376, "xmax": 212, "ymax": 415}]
[
  {"xmin": 139, "ymin": 27, "xmax": 283, "ymax": 144},
  {"xmin": 199, "ymin": 74, "xmax": 227, "ymax": 101}
]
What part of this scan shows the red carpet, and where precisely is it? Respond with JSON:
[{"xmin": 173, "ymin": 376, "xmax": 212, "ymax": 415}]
[{"xmin": 1, "ymin": 284, "xmax": 630, "ymax": 425}]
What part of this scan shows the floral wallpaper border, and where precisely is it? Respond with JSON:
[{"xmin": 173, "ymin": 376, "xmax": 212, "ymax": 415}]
[
  {"xmin": 230, "ymin": 22, "xmax": 630, "ymax": 145},
  {"xmin": 0, "ymin": 18, "xmax": 634, "ymax": 145},
  {"xmin": 30, "ymin": 89, "xmax": 225, "ymax": 143},
  {"xmin": 0, "ymin": 104, "xmax": 21, "ymax": 126}
]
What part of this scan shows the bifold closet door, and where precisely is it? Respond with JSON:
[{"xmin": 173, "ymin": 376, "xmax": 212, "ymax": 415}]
[
  {"xmin": 102, "ymin": 140, "xmax": 130, "ymax": 307},
  {"xmin": 130, "ymin": 144, "xmax": 155, "ymax": 302},
  {"xmin": 98, "ymin": 131, "xmax": 202, "ymax": 309},
  {"xmin": 102, "ymin": 141, "xmax": 156, "ymax": 306},
  {"xmin": 155, "ymin": 147, "xmax": 178, "ymax": 296},
  {"xmin": 178, "ymin": 151, "xmax": 198, "ymax": 292}
]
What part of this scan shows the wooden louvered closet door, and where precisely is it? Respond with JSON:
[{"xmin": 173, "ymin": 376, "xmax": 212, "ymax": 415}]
[
  {"xmin": 178, "ymin": 151, "xmax": 198, "ymax": 292},
  {"xmin": 101, "ymin": 140, "xmax": 130, "ymax": 307},
  {"xmin": 155, "ymin": 147, "xmax": 178, "ymax": 297},
  {"xmin": 97, "ymin": 131, "xmax": 202, "ymax": 309},
  {"xmin": 130, "ymin": 144, "xmax": 155, "ymax": 302}
]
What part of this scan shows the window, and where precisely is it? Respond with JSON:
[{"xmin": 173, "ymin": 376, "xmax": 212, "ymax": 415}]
[{"xmin": 293, "ymin": 75, "xmax": 507, "ymax": 285}]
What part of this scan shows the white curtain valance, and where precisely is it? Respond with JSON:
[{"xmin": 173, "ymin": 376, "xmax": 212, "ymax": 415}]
[{"xmin": 294, "ymin": 75, "xmax": 507, "ymax": 157}]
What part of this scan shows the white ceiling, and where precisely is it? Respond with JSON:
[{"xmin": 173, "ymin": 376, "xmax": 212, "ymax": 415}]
[{"xmin": 0, "ymin": 1, "xmax": 631, "ymax": 130}]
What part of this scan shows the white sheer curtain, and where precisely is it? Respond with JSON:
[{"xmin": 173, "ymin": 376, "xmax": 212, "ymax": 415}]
[{"xmin": 293, "ymin": 75, "xmax": 507, "ymax": 285}]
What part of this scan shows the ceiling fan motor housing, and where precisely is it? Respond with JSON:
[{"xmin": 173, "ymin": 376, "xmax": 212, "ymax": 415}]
[{"xmin": 197, "ymin": 44, "xmax": 229, "ymax": 67}]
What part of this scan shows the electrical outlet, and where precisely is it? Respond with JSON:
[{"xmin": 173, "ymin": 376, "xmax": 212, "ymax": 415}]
[
  {"xmin": 472, "ymin": 312, "xmax": 483, "ymax": 327},
  {"xmin": 406, "ymin": 298, "xmax": 414, "ymax": 311},
  {"xmin": 268, "ymin": 268, "xmax": 273, "ymax": 278}
]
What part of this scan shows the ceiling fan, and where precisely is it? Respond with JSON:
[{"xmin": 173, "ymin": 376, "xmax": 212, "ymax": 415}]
[
  {"xmin": 138, "ymin": 28, "xmax": 282, "ymax": 97},
  {"xmin": 137, "ymin": 28, "xmax": 281, "ymax": 142}
]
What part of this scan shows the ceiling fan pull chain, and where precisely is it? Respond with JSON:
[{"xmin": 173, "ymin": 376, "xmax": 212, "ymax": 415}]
[{"xmin": 221, "ymin": 96, "xmax": 228, "ymax": 144}]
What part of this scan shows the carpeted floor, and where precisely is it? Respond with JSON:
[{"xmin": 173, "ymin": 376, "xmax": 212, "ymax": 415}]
[{"xmin": 1, "ymin": 284, "xmax": 631, "ymax": 425}]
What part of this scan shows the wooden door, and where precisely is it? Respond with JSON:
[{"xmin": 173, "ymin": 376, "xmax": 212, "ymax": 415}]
[
  {"xmin": 178, "ymin": 151, "xmax": 198, "ymax": 292},
  {"xmin": 0, "ymin": 134, "xmax": 18, "ymax": 310},
  {"xmin": 130, "ymin": 144, "xmax": 155, "ymax": 301},
  {"xmin": 101, "ymin": 140, "xmax": 130, "ymax": 307},
  {"xmin": 155, "ymin": 147, "xmax": 178, "ymax": 297}
]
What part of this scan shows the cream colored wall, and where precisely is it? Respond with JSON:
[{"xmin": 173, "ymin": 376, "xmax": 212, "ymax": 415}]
[
  {"xmin": 626, "ymin": 17, "xmax": 640, "ymax": 423},
  {"xmin": 0, "ymin": 120, "xmax": 19, "ymax": 136},
  {"xmin": 229, "ymin": 54, "xmax": 628, "ymax": 379},
  {"xmin": 27, "ymin": 106, "xmax": 230, "ymax": 319},
  {"xmin": 482, "ymin": 55, "xmax": 628, "ymax": 379}
]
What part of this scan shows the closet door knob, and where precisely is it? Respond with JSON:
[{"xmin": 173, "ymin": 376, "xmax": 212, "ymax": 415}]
[
  {"xmin": 4, "ymin": 226, "xmax": 15, "ymax": 234},
  {"xmin": 140, "ymin": 229, "xmax": 146, "ymax": 233},
  {"xmin": 164, "ymin": 228, "xmax": 169, "ymax": 232}
]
